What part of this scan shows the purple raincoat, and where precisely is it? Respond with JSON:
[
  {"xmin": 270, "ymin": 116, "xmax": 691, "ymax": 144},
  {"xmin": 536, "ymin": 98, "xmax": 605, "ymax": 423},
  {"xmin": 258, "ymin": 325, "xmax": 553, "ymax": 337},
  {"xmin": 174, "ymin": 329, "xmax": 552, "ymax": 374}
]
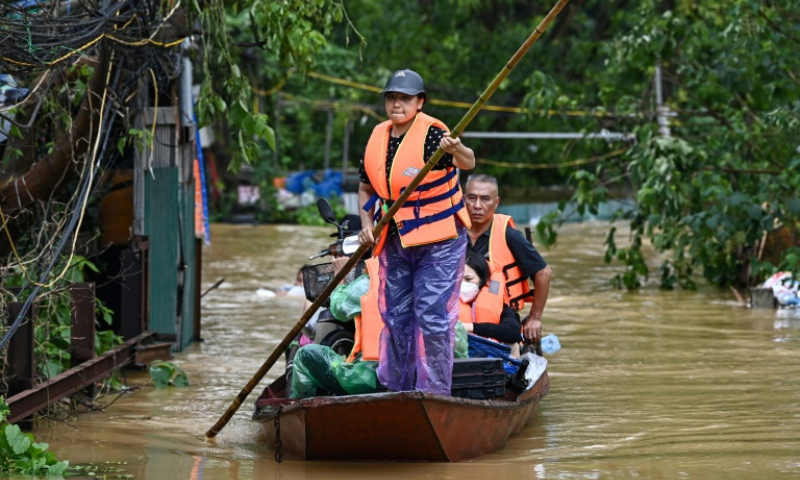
[{"xmin": 376, "ymin": 224, "xmax": 467, "ymax": 395}]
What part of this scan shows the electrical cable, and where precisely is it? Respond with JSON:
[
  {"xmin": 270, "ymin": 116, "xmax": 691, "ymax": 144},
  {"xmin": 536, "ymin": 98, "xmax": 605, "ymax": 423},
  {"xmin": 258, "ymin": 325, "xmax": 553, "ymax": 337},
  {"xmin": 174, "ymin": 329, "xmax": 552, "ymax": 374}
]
[
  {"xmin": 0, "ymin": 51, "xmax": 121, "ymax": 352},
  {"xmin": 476, "ymin": 146, "xmax": 631, "ymax": 169}
]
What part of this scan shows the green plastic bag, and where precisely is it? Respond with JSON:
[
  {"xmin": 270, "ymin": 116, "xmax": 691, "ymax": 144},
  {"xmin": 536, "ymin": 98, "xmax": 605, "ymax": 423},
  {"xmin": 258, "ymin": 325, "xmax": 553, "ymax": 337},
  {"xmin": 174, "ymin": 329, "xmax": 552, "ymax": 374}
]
[
  {"xmin": 454, "ymin": 321, "xmax": 468, "ymax": 359},
  {"xmin": 291, "ymin": 344, "xmax": 379, "ymax": 398},
  {"xmin": 330, "ymin": 274, "xmax": 370, "ymax": 321}
]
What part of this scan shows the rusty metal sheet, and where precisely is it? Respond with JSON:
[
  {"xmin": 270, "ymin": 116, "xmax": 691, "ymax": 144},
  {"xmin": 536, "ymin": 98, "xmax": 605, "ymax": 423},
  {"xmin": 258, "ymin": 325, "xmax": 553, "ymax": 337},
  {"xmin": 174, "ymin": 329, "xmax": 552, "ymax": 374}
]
[
  {"xmin": 5, "ymin": 332, "xmax": 152, "ymax": 423},
  {"xmin": 119, "ymin": 244, "xmax": 145, "ymax": 340},
  {"xmin": 5, "ymin": 303, "xmax": 34, "ymax": 395},
  {"xmin": 132, "ymin": 342, "xmax": 172, "ymax": 366},
  {"xmin": 70, "ymin": 282, "xmax": 96, "ymax": 364}
]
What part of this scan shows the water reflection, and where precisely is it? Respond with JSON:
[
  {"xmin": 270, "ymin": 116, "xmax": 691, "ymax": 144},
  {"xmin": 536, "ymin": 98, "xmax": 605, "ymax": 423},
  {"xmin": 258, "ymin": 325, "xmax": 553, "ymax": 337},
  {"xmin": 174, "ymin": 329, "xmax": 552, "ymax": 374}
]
[{"xmin": 27, "ymin": 222, "xmax": 800, "ymax": 480}]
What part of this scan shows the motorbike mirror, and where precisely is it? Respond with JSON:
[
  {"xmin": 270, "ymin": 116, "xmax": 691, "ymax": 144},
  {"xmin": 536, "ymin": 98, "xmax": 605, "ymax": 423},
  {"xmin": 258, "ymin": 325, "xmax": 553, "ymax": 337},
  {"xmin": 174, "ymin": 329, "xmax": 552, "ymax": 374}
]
[{"xmin": 316, "ymin": 198, "xmax": 338, "ymax": 225}]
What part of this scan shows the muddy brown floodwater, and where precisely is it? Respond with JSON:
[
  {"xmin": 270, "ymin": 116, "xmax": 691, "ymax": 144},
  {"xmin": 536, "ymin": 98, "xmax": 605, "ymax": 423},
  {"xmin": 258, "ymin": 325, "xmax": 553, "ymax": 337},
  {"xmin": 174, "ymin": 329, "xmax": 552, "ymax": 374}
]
[{"xmin": 26, "ymin": 222, "xmax": 800, "ymax": 479}]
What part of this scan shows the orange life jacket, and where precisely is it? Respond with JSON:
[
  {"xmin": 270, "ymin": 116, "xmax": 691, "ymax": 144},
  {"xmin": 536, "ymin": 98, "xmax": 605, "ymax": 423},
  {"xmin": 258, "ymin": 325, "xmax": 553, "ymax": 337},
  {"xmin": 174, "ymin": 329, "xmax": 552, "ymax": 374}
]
[
  {"xmin": 457, "ymin": 269, "xmax": 506, "ymax": 327},
  {"xmin": 362, "ymin": 112, "xmax": 471, "ymax": 256},
  {"xmin": 347, "ymin": 257, "xmax": 382, "ymax": 363},
  {"xmin": 488, "ymin": 214, "xmax": 533, "ymax": 311}
]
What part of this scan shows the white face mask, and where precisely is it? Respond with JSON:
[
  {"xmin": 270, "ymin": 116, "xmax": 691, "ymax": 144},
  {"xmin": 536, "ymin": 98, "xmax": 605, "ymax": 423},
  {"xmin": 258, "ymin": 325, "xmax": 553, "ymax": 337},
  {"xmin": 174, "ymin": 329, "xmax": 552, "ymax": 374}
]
[{"xmin": 459, "ymin": 281, "xmax": 480, "ymax": 303}]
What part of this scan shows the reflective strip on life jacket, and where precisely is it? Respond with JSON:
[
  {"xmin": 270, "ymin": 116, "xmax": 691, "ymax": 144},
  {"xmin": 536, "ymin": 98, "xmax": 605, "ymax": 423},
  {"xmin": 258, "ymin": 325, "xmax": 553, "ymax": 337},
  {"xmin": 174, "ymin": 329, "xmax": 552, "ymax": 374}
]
[
  {"xmin": 488, "ymin": 214, "xmax": 533, "ymax": 311},
  {"xmin": 347, "ymin": 257, "xmax": 382, "ymax": 363},
  {"xmin": 362, "ymin": 112, "xmax": 471, "ymax": 255}
]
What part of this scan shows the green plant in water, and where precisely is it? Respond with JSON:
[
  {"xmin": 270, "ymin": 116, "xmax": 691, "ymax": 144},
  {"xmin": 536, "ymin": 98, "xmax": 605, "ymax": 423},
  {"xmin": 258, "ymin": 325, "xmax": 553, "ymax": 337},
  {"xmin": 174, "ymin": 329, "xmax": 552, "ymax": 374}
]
[
  {"xmin": 0, "ymin": 397, "xmax": 69, "ymax": 476},
  {"xmin": 148, "ymin": 361, "xmax": 189, "ymax": 389}
]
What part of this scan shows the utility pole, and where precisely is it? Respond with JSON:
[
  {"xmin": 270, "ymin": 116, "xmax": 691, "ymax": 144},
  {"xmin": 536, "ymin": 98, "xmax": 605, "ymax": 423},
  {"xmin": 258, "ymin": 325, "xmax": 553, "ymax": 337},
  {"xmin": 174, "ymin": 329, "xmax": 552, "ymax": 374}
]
[
  {"xmin": 273, "ymin": 93, "xmax": 281, "ymax": 169},
  {"xmin": 323, "ymin": 100, "xmax": 334, "ymax": 170},
  {"xmin": 341, "ymin": 119, "xmax": 351, "ymax": 176},
  {"xmin": 655, "ymin": 64, "xmax": 671, "ymax": 137}
]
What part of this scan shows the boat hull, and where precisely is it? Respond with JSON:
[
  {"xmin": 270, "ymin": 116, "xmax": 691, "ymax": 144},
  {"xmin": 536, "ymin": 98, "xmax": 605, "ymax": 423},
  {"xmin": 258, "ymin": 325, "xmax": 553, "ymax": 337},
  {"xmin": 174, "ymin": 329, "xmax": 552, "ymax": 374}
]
[{"xmin": 253, "ymin": 371, "xmax": 549, "ymax": 462}]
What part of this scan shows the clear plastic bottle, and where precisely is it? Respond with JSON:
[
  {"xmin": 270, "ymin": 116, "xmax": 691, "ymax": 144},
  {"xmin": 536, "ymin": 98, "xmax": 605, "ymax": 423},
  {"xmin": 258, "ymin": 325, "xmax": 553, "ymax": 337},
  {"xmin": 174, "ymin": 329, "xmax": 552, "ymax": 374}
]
[{"xmin": 541, "ymin": 333, "xmax": 561, "ymax": 355}]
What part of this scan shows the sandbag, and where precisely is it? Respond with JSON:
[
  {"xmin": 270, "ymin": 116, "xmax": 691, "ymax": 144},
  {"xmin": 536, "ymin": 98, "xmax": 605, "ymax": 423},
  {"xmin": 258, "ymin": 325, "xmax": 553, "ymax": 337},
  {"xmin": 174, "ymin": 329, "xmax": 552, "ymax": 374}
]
[
  {"xmin": 290, "ymin": 344, "xmax": 379, "ymax": 398},
  {"xmin": 454, "ymin": 321, "xmax": 469, "ymax": 359},
  {"xmin": 330, "ymin": 274, "xmax": 370, "ymax": 321}
]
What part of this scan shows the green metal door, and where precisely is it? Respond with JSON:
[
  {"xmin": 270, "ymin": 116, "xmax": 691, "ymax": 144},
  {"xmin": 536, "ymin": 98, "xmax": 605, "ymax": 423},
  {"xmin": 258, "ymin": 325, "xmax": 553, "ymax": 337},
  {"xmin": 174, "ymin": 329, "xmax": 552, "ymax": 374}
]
[{"xmin": 144, "ymin": 167, "xmax": 179, "ymax": 343}]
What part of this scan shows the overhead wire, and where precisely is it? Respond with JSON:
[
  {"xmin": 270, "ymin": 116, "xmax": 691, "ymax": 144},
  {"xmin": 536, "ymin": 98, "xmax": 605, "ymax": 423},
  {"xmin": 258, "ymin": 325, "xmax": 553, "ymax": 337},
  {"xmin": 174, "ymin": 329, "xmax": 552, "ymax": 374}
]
[
  {"xmin": 476, "ymin": 146, "xmax": 631, "ymax": 169},
  {"xmin": 0, "ymin": 0, "xmax": 188, "ymax": 353},
  {"xmin": 2, "ymin": 52, "xmax": 114, "ymax": 289},
  {"xmin": 0, "ymin": 49, "xmax": 122, "ymax": 352},
  {"xmin": 0, "ymin": 0, "xmax": 183, "ymax": 73},
  {"xmin": 304, "ymin": 71, "xmax": 618, "ymax": 117}
]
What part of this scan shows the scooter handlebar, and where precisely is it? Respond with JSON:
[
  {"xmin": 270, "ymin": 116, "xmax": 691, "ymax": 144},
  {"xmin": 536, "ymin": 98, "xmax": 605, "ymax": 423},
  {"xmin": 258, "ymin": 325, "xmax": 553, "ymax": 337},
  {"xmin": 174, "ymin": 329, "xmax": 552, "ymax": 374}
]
[{"xmin": 308, "ymin": 249, "xmax": 330, "ymax": 260}]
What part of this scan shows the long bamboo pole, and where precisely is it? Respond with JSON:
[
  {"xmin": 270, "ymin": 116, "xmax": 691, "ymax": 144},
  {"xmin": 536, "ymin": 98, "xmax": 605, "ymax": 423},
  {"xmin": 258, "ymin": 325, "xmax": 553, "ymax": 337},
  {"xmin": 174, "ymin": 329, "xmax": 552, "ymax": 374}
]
[{"xmin": 205, "ymin": 0, "xmax": 571, "ymax": 440}]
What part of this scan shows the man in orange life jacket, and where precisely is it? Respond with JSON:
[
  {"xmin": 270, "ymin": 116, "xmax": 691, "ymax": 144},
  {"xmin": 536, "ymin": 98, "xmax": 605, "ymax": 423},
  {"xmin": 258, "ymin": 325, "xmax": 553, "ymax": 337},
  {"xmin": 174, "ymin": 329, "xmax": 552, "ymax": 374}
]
[
  {"xmin": 357, "ymin": 69, "xmax": 475, "ymax": 396},
  {"xmin": 464, "ymin": 174, "xmax": 552, "ymax": 343}
]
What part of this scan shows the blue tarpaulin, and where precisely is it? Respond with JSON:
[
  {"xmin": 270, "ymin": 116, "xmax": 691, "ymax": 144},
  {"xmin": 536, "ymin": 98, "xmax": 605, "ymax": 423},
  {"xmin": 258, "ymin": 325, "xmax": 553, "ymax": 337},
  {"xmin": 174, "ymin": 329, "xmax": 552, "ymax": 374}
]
[
  {"xmin": 284, "ymin": 169, "xmax": 343, "ymax": 198},
  {"xmin": 467, "ymin": 334, "xmax": 522, "ymax": 374}
]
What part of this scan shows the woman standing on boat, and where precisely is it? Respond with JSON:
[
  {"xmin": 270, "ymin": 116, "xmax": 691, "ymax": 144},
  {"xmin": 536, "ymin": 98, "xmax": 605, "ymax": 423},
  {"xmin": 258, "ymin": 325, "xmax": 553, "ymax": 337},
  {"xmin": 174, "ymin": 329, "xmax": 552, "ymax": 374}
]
[{"xmin": 358, "ymin": 69, "xmax": 475, "ymax": 395}]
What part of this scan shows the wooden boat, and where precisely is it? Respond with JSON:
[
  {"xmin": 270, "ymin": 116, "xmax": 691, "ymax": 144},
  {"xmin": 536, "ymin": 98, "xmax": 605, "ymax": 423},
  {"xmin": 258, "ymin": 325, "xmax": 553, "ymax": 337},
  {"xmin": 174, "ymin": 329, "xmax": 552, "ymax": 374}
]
[{"xmin": 252, "ymin": 370, "xmax": 549, "ymax": 462}]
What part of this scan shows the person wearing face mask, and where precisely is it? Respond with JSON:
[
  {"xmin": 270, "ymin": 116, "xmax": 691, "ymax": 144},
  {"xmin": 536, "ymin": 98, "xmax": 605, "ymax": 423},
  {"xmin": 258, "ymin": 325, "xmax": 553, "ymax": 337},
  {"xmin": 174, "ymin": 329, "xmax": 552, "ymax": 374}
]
[
  {"xmin": 357, "ymin": 69, "xmax": 475, "ymax": 396},
  {"xmin": 464, "ymin": 174, "xmax": 551, "ymax": 344},
  {"xmin": 458, "ymin": 252, "xmax": 524, "ymax": 348}
]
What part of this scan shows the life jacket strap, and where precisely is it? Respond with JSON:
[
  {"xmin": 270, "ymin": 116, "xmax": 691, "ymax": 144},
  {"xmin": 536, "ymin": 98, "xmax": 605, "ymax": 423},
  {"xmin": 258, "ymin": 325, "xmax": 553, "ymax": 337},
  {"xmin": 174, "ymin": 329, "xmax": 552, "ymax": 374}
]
[
  {"xmin": 396, "ymin": 200, "xmax": 464, "ymax": 236},
  {"xmin": 363, "ymin": 192, "xmax": 381, "ymax": 212},
  {"xmin": 401, "ymin": 183, "xmax": 460, "ymax": 209},
  {"xmin": 365, "ymin": 169, "xmax": 457, "ymax": 212},
  {"xmin": 508, "ymin": 290, "xmax": 534, "ymax": 310},
  {"xmin": 408, "ymin": 168, "xmax": 457, "ymax": 193}
]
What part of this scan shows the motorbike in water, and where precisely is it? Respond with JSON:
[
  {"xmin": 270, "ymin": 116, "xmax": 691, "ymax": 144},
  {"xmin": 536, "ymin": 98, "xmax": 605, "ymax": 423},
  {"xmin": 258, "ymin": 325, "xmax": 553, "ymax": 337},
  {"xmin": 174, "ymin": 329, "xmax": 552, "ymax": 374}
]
[{"xmin": 284, "ymin": 198, "xmax": 365, "ymax": 395}]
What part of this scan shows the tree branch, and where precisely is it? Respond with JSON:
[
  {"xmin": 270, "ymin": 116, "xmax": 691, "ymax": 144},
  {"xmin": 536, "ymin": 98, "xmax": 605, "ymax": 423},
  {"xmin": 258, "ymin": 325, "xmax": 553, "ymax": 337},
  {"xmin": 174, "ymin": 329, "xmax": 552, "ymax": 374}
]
[
  {"xmin": 705, "ymin": 166, "xmax": 781, "ymax": 175},
  {"xmin": 758, "ymin": 9, "xmax": 800, "ymax": 45},
  {"xmin": 0, "ymin": 51, "xmax": 109, "ymax": 213}
]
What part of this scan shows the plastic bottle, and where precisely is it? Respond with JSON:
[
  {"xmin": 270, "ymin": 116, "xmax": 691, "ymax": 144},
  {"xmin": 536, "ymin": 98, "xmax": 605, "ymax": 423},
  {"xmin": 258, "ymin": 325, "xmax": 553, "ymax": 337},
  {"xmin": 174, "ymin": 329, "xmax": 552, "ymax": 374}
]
[{"xmin": 541, "ymin": 333, "xmax": 561, "ymax": 355}]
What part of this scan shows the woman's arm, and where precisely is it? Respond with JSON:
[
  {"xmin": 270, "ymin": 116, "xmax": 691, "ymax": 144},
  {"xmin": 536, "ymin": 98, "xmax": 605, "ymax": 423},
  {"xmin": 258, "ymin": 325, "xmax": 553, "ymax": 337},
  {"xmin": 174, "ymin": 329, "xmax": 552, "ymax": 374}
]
[
  {"xmin": 439, "ymin": 134, "xmax": 475, "ymax": 170},
  {"xmin": 472, "ymin": 306, "xmax": 523, "ymax": 344},
  {"xmin": 358, "ymin": 181, "xmax": 377, "ymax": 245}
]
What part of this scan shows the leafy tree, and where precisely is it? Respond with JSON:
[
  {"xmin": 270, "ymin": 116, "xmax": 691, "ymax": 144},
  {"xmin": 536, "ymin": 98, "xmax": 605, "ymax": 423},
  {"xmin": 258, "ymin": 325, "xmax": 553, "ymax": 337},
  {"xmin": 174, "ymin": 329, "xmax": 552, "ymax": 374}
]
[
  {"xmin": 214, "ymin": 0, "xmax": 799, "ymax": 289},
  {"xmin": 194, "ymin": 0, "xmax": 351, "ymax": 171},
  {"xmin": 538, "ymin": 0, "xmax": 800, "ymax": 290}
]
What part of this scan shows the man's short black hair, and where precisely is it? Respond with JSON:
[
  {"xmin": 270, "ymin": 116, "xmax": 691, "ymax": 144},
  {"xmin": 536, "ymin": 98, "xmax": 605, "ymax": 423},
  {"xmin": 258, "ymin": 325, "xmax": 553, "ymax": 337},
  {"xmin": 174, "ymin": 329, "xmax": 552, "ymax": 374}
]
[{"xmin": 466, "ymin": 174, "xmax": 499, "ymax": 191}]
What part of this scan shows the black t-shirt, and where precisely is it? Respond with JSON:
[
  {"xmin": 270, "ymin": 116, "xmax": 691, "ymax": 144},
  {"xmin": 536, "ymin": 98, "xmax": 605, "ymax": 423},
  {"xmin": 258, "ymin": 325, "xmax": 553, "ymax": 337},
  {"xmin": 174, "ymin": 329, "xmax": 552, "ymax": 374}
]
[
  {"xmin": 358, "ymin": 125, "xmax": 454, "ymax": 186},
  {"xmin": 468, "ymin": 220, "xmax": 548, "ymax": 280},
  {"xmin": 472, "ymin": 304, "xmax": 522, "ymax": 343}
]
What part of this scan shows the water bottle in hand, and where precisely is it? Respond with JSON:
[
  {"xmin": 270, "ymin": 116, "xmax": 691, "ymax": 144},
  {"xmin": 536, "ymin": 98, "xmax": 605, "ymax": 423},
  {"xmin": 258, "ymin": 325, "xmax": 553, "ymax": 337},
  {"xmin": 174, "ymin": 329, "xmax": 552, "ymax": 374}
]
[{"xmin": 541, "ymin": 334, "xmax": 561, "ymax": 355}]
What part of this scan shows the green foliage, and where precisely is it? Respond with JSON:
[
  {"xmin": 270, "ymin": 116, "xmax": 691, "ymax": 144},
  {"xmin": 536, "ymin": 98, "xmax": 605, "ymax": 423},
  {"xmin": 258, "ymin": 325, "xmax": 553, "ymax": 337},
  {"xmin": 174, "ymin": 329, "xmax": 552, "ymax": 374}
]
[
  {"xmin": 0, "ymin": 397, "xmax": 70, "ymax": 475},
  {"xmin": 526, "ymin": 0, "xmax": 800, "ymax": 289},
  {"xmin": 204, "ymin": 0, "xmax": 800, "ymax": 289},
  {"xmin": 293, "ymin": 196, "xmax": 348, "ymax": 226},
  {"xmin": 148, "ymin": 361, "xmax": 189, "ymax": 389},
  {"xmin": 2, "ymin": 256, "xmax": 125, "ymax": 381},
  {"xmin": 118, "ymin": 127, "xmax": 154, "ymax": 157},
  {"xmin": 194, "ymin": 0, "xmax": 348, "ymax": 171}
]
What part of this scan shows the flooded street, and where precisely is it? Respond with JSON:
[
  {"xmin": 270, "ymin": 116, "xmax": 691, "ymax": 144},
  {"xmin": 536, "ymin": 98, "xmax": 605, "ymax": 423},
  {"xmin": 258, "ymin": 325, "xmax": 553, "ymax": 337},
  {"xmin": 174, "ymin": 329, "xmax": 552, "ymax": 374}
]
[{"xmin": 31, "ymin": 222, "xmax": 800, "ymax": 479}]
